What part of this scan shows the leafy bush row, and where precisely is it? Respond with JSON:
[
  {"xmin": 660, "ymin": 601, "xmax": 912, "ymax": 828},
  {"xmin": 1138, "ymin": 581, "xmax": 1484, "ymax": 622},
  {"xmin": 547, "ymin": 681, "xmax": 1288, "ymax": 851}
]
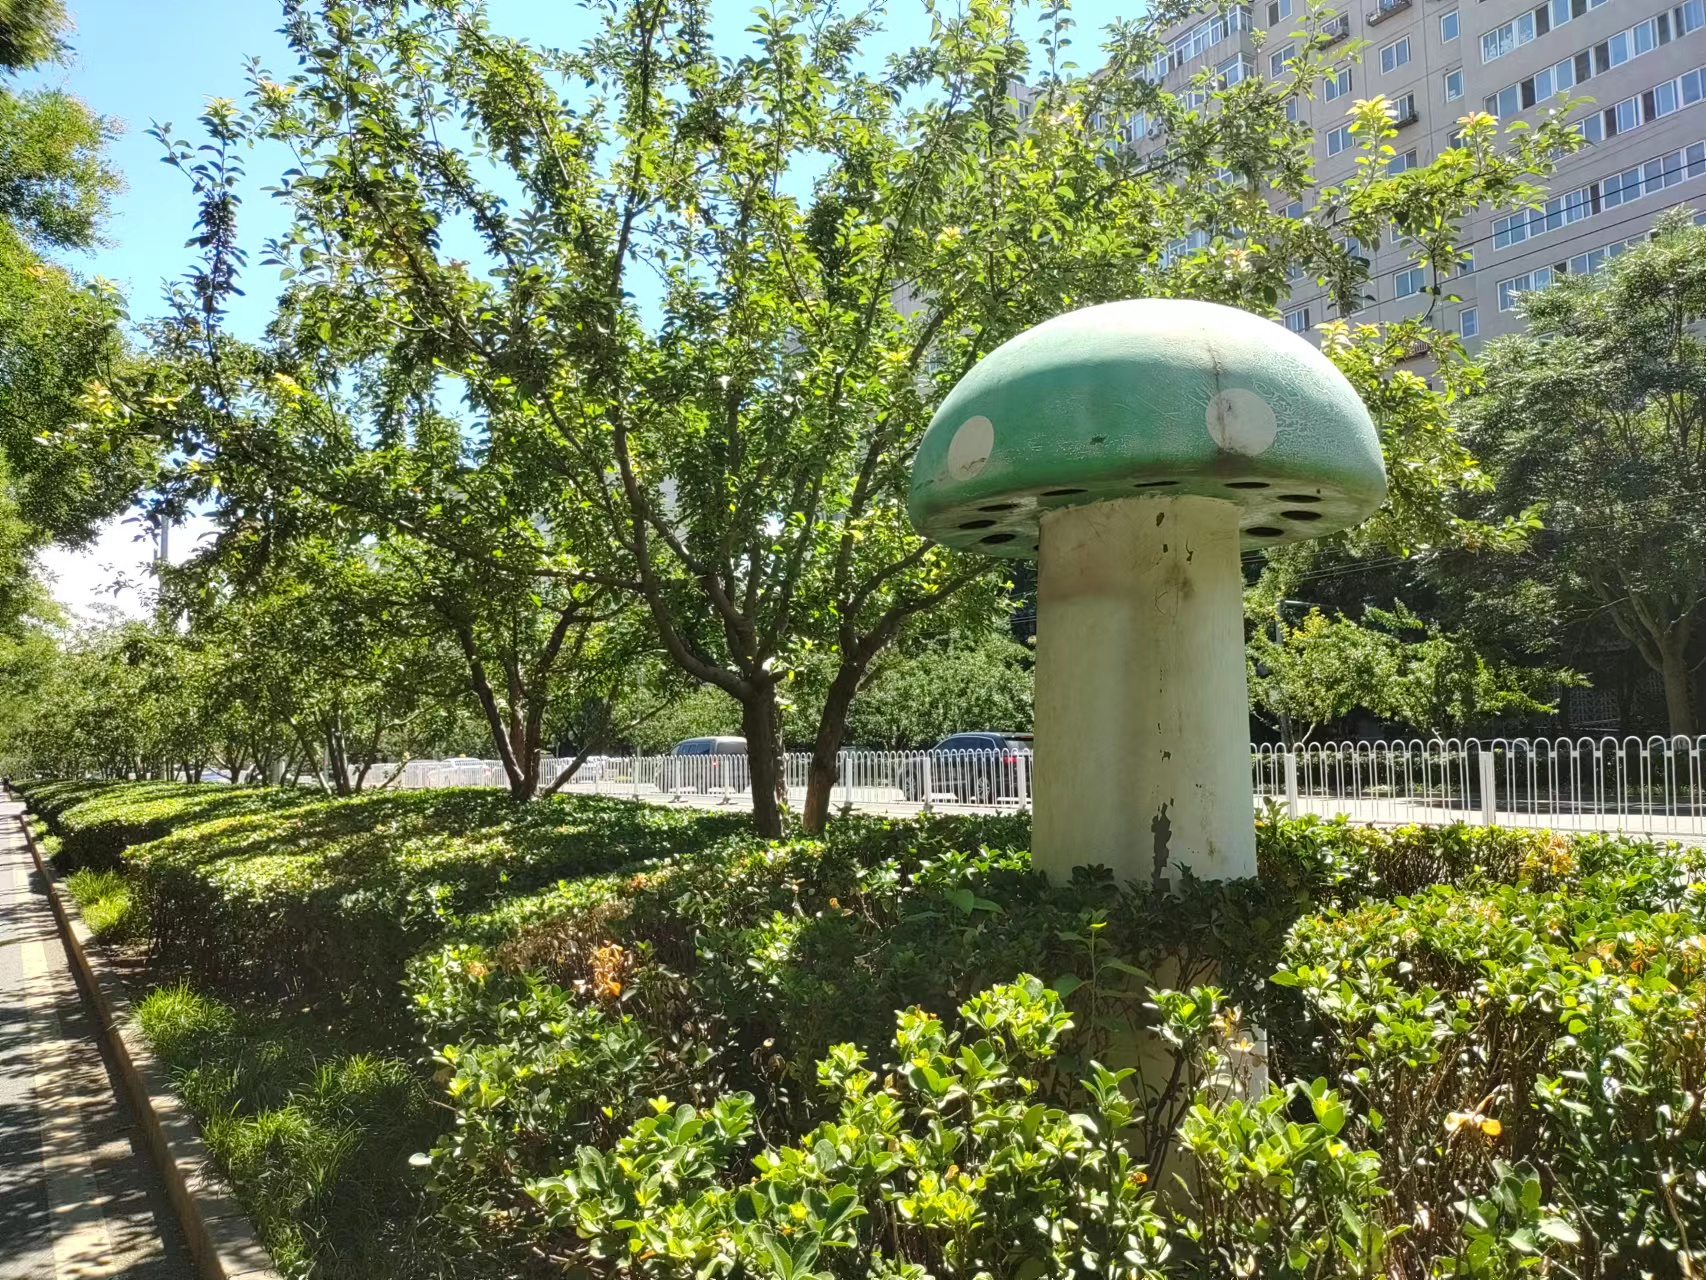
[
  {"xmin": 136, "ymin": 983, "xmax": 435, "ymax": 1278},
  {"xmin": 28, "ymin": 779, "xmax": 1706, "ymax": 1277},
  {"xmin": 414, "ymin": 827, "xmax": 1706, "ymax": 1278},
  {"xmin": 18, "ymin": 777, "xmax": 307, "ymax": 871}
]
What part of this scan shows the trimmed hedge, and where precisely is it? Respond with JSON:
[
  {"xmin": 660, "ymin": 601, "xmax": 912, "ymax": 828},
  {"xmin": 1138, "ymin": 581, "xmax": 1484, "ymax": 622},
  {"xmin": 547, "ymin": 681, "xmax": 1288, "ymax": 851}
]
[
  {"xmin": 17, "ymin": 778, "xmax": 309, "ymax": 872},
  {"xmin": 25, "ymin": 779, "xmax": 1706, "ymax": 1279}
]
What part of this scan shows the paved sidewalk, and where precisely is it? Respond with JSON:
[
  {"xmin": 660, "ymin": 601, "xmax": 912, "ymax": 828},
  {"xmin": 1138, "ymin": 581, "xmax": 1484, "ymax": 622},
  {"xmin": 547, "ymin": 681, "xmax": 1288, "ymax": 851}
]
[{"xmin": 0, "ymin": 804, "xmax": 189, "ymax": 1279}]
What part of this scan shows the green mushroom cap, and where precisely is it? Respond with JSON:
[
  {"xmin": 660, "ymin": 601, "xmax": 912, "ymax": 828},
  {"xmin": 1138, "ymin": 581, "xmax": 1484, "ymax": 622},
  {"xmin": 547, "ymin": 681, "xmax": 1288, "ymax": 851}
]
[{"xmin": 907, "ymin": 298, "xmax": 1387, "ymax": 557}]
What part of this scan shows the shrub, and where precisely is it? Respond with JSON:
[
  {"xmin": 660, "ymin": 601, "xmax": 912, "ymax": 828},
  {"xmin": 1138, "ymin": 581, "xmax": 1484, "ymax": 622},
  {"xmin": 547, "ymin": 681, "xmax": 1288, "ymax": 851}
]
[
  {"xmin": 34, "ymin": 780, "xmax": 1706, "ymax": 1278},
  {"xmin": 128, "ymin": 789, "xmax": 750, "ymax": 1019},
  {"xmin": 136, "ymin": 983, "xmax": 438, "ymax": 1280},
  {"xmin": 415, "ymin": 820, "xmax": 1706, "ymax": 1277},
  {"xmin": 64, "ymin": 867, "xmax": 144, "ymax": 942},
  {"xmin": 26, "ymin": 779, "xmax": 311, "ymax": 871}
]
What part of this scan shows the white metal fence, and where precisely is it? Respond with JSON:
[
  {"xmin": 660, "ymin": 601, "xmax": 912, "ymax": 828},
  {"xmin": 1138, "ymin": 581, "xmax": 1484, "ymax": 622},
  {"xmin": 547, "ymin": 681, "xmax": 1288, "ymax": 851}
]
[{"xmin": 355, "ymin": 736, "xmax": 1706, "ymax": 840}]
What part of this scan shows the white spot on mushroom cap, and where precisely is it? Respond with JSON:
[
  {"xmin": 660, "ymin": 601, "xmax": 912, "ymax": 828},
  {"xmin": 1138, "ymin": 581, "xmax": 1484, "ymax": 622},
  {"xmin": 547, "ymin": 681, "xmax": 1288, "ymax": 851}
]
[
  {"xmin": 946, "ymin": 414, "xmax": 994, "ymax": 480},
  {"xmin": 1206, "ymin": 389, "xmax": 1277, "ymax": 457}
]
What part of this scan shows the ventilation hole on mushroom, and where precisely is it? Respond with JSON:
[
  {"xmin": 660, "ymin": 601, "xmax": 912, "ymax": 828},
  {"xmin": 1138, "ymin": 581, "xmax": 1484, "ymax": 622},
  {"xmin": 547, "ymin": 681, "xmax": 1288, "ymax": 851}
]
[
  {"xmin": 1226, "ymin": 481, "xmax": 1271, "ymax": 490},
  {"xmin": 1134, "ymin": 479, "xmax": 1179, "ymax": 488},
  {"xmin": 959, "ymin": 519, "xmax": 998, "ymax": 530},
  {"xmin": 978, "ymin": 502, "xmax": 1019, "ymax": 512},
  {"xmin": 1041, "ymin": 487, "xmax": 1086, "ymax": 497},
  {"xmin": 1277, "ymin": 493, "xmax": 1322, "ymax": 503},
  {"xmin": 981, "ymin": 532, "xmax": 1017, "ymax": 545},
  {"xmin": 1281, "ymin": 510, "xmax": 1324, "ymax": 523},
  {"xmin": 1246, "ymin": 526, "xmax": 1284, "ymax": 538}
]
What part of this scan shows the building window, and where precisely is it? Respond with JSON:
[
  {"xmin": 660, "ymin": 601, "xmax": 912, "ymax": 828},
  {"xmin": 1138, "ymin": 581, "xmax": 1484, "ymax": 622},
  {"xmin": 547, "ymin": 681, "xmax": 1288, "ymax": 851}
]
[
  {"xmin": 1391, "ymin": 92, "xmax": 1418, "ymax": 123},
  {"xmin": 1284, "ymin": 307, "xmax": 1311, "ymax": 333},
  {"xmin": 1324, "ymin": 67, "xmax": 1352, "ymax": 100},
  {"xmin": 1441, "ymin": 11, "xmax": 1459, "ymax": 42},
  {"xmin": 1445, "ymin": 68, "xmax": 1464, "ymax": 101},
  {"xmin": 1218, "ymin": 53, "xmax": 1254, "ymax": 86},
  {"xmin": 1327, "ymin": 123, "xmax": 1354, "ymax": 155},
  {"xmin": 1390, "ymin": 147, "xmax": 1420, "ymax": 172},
  {"xmin": 1381, "ymin": 36, "xmax": 1412, "ymax": 74},
  {"xmin": 1459, "ymin": 307, "xmax": 1479, "ymax": 337},
  {"xmin": 1485, "ymin": 83, "xmax": 1521, "ymax": 118},
  {"xmin": 1395, "ymin": 265, "xmax": 1427, "ymax": 298},
  {"xmin": 1497, "ymin": 266, "xmax": 1556, "ymax": 311},
  {"xmin": 1545, "ymin": 0, "xmax": 1610, "ymax": 30},
  {"xmin": 1271, "ymin": 43, "xmax": 1295, "ymax": 77},
  {"xmin": 1286, "ymin": 96, "xmax": 1300, "ymax": 121},
  {"xmin": 1483, "ymin": 7, "xmax": 1543, "ymax": 63},
  {"xmin": 1268, "ymin": 0, "xmax": 1293, "ymax": 24}
]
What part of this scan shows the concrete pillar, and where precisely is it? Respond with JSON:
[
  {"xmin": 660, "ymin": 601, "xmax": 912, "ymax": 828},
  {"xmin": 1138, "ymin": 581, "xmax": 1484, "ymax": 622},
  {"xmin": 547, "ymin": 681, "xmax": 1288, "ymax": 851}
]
[{"xmin": 1033, "ymin": 494, "xmax": 1257, "ymax": 886}]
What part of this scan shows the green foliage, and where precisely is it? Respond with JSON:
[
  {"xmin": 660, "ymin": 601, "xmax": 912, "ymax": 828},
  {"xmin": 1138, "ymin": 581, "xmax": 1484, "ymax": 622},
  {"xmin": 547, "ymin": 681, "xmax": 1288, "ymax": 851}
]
[
  {"xmin": 123, "ymin": 785, "xmax": 748, "ymax": 1020},
  {"xmin": 1248, "ymin": 603, "xmax": 1575, "ymax": 740},
  {"xmin": 63, "ymin": 865, "xmax": 141, "ymax": 940},
  {"xmin": 124, "ymin": 0, "xmax": 1585, "ymax": 835},
  {"xmin": 520, "ymin": 977, "xmax": 1176, "ymax": 1279},
  {"xmin": 136, "ymin": 983, "xmax": 437, "ymax": 1280},
  {"xmin": 23, "ymin": 777, "xmax": 304, "ymax": 870},
  {"xmin": 840, "ymin": 634, "xmax": 1034, "ymax": 748},
  {"xmin": 0, "ymin": 0, "xmax": 149, "ymax": 617},
  {"xmin": 0, "ymin": 85, "xmax": 116, "ymax": 252},
  {"xmin": 1273, "ymin": 872, "xmax": 1706, "ymax": 1274},
  {"xmin": 623, "ymin": 683, "xmax": 746, "ymax": 755},
  {"xmin": 1465, "ymin": 208, "xmax": 1706, "ymax": 737},
  {"xmin": 0, "ymin": 0, "xmax": 66, "ymax": 73},
  {"xmin": 39, "ymin": 778, "xmax": 1706, "ymax": 1278}
]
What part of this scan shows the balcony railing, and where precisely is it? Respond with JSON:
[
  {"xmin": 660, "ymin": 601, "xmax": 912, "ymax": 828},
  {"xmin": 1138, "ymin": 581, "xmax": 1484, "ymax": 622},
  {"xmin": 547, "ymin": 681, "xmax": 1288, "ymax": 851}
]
[
  {"xmin": 1366, "ymin": 0, "xmax": 1412, "ymax": 26},
  {"xmin": 1321, "ymin": 14, "xmax": 1352, "ymax": 46}
]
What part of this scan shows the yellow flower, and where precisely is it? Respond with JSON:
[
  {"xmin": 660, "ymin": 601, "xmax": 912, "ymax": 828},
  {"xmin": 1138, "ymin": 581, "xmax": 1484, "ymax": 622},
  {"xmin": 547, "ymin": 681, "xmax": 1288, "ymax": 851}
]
[{"xmin": 1480, "ymin": 1118, "xmax": 1502, "ymax": 1137}]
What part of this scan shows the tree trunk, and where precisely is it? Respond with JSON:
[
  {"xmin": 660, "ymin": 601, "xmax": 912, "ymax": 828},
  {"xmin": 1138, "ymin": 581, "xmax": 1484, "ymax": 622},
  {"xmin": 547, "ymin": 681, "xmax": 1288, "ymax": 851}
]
[
  {"xmin": 742, "ymin": 690, "xmax": 786, "ymax": 838},
  {"xmin": 1661, "ymin": 639, "xmax": 1694, "ymax": 738},
  {"xmin": 510, "ymin": 746, "xmax": 542, "ymax": 802},
  {"xmin": 801, "ymin": 663, "xmax": 864, "ymax": 833}
]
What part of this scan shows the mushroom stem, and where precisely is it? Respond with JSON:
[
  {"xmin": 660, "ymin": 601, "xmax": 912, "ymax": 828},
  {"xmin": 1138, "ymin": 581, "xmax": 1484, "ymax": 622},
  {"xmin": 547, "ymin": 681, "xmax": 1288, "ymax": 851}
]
[{"xmin": 1033, "ymin": 494, "xmax": 1258, "ymax": 887}]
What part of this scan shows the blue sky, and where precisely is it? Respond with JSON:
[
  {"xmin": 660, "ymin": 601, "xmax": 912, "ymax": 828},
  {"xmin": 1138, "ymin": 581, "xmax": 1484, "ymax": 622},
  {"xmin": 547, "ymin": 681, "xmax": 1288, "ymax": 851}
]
[
  {"xmin": 33, "ymin": 0, "xmax": 1134, "ymax": 615},
  {"xmin": 40, "ymin": 0, "xmax": 1136, "ymax": 336}
]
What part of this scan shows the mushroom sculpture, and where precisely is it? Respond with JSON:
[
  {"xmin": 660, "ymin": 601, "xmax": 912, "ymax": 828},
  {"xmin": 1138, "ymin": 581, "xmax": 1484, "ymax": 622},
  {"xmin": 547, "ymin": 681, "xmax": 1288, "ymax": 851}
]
[{"xmin": 907, "ymin": 299, "xmax": 1386, "ymax": 885}]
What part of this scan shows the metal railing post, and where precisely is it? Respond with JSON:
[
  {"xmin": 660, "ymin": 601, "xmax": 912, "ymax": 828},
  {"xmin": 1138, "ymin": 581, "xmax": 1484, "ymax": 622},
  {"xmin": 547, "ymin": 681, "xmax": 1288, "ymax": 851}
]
[
  {"xmin": 1284, "ymin": 750, "xmax": 1299, "ymax": 819},
  {"xmin": 921, "ymin": 754, "xmax": 933, "ymax": 814},
  {"xmin": 1478, "ymin": 749, "xmax": 1498, "ymax": 827}
]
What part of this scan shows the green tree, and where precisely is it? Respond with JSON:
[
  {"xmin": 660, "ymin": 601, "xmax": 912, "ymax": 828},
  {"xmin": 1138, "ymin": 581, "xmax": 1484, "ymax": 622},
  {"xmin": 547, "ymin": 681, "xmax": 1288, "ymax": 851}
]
[
  {"xmin": 1248, "ymin": 603, "xmax": 1571, "ymax": 741},
  {"xmin": 166, "ymin": 538, "xmax": 470, "ymax": 795},
  {"xmin": 0, "ymin": 0, "xmax": 146, "ymax": 581},
  {"xmin": 133, "ymin": 0, "xmax": 1582, "ymax": 833},
  {"xmin": 1465, "ymin": 209, "xmax": 1706, "ymax": 739},
  {"xmin": 0, "ymin": 0, "xmax": 65, "ymax": 72},
  {"xmin": 133, "ymin": 99, "xmax": 663, "ymax": 801},
  {"xmin": 841, "ymin": 633, "xmax": 1033, "ymax": 749}
]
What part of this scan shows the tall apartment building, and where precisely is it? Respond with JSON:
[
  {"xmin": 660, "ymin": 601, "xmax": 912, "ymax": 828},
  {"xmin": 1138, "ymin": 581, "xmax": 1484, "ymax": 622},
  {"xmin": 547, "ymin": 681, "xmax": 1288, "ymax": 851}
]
[{"xmin": 1137, "ymin": 0, "xmax": 1706, "ymax": 343}]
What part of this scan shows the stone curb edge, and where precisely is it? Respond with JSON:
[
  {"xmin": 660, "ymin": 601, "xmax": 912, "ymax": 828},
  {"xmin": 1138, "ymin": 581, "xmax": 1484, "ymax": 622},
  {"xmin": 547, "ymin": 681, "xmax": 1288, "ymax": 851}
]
[{"xmin": 13, "ymin": 802, "xmax": 283, "ymax": 1280}]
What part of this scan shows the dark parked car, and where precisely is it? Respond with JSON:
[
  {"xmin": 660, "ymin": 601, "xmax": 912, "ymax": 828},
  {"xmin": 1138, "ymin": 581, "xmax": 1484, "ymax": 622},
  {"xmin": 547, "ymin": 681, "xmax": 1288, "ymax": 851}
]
[
  {"xmin": 657, "ymin": 736, "xmax": 750, "ymax": 792},
  {"xmin": 897, "ymin": 733, "xmax": 1034, "ymax": 802}
]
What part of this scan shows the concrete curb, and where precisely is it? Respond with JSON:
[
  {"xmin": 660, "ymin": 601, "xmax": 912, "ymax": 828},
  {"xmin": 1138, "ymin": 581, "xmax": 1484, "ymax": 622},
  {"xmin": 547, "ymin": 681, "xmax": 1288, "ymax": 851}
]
[{"xmin": 15, "ymin": 806, "xmax": 283, "ymax": 1280}]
